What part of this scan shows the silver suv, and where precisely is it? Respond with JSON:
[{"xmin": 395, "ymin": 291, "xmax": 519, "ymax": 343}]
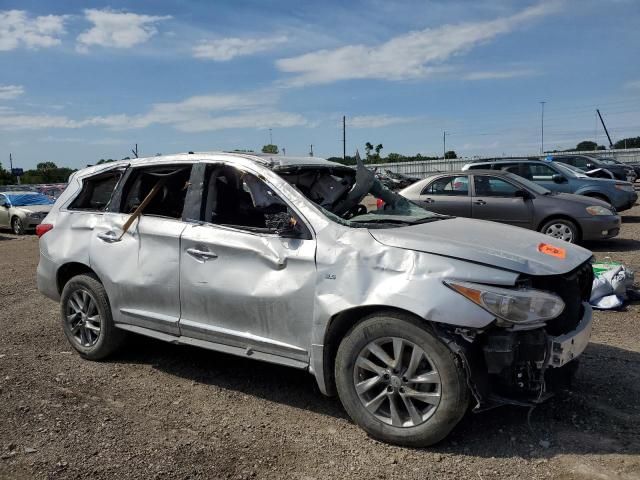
[{"xmin": 37, "ymin": 152, "xmax": 595, "ymax": 446}]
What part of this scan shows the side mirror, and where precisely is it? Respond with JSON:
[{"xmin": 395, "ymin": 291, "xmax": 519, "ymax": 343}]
[
  {"xmin": 552, "ymin": 174, "xmax": 566, "ymax": 184},
  {"xmin": 1, "ymin": 202, "xmax": 9, "ymax": 208}
]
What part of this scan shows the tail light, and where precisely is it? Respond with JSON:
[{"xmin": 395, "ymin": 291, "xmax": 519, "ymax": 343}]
[
  {"xmin": 36, "ymin": 223, "xmax": 53, "ymax": 237},
  {"xmin": 376, "ymin": 198, "xmax": 385, "ymax": 209}
]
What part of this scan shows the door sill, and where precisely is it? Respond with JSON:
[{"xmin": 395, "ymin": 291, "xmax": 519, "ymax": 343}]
[{"xmin": 115, "ymin": 323, "xmax": 309, "ymax": 370}]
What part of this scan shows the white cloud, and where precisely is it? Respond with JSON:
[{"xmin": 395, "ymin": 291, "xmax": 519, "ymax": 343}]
[
  {"xmin": 0, "ymin": 92, "xmax": 308, "ymax": 132},
  {"xmin": 463, "ymin": 69, "xmax": 537, "ymax": 80},
  {"xmin": 193, "ymin": 35, "xmax": 287, "ymax": 61},
  {"xmin": 624, "ymin": 80, "xmax": 640, "ymax": 89},
  {"xmin": 0, "ymin": 84, "xmax": 25, "ymax": 100},
  {"xmin": 0, "ymin": 10, "xmax": 67, "ymax": 50},
  {"xmin": 77, "ymin": 9, "xmax": 171, "ymax": 52},
  {"xmin": 276, "ymin": 2, "xmax": 559, "ymax": 86},
  {"xmin": 349, "ymin": 115, "xmax": 417, "ymax": 128}
]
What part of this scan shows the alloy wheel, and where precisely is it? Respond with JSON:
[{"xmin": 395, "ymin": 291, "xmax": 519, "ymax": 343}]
[
  {"xmin": 65, "ymin": 289, "xmax": 102, "ymax": 347},
  {"xmin": 544, "ymin": 222, "xmax": 574, "ymax": 242},
  {"xmin": 353, "ymin": 337, "xmax": 441, "ymax": 427},
  {"xmin": 12, "ymin": 217, "xmax": 23, "ymax": 235}
]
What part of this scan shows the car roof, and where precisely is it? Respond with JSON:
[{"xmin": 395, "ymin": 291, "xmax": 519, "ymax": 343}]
[
  {"xmin": 468, "ymin": 158, "xmax": 543, "ymax": 164},
  {"xmin": 76, "ymin": 151, "xmax": 349, "ymax": 178}
]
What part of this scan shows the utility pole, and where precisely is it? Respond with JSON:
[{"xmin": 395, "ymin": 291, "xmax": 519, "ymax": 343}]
[
  {"xmin": 342, "ymin": 116, "xmax": 346, "ymax": 160},
  {"xmin": 9, "ymin": 153, "xmax": 12, "ymax": 171},
  {"xmin": 131, "ymin": 143, "xmax": 138, "ymax": 158},
  {"xmin": 269, "ymin": 128, "xmax": 273, "ymax": 145},
  {"xmin": 443, "ymin": 131, "xmax": 446, "ymax": 159},
  {"xmin": 309, "ymin": 144, "xmax": 313, "ymax": 156},
  {"xmin": 282, "ymin": 147, "xmax": 286, "ymax": 156},
  {"xmin": 540, "ymin": 101, "xmax": 546, "ymax": 154}
]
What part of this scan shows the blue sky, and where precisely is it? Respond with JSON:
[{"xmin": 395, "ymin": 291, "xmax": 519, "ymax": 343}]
[{"xmin": 1, "ymin": 0, "xmax": 639, "ymax": 169}]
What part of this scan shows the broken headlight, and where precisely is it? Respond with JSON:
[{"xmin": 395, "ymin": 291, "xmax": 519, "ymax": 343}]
[{"xmin": 445, "ymin": 281, "xmax": 565, "ymax": 324}]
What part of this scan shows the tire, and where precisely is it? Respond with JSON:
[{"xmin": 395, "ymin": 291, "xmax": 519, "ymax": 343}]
[
  {"xmin": 60, "ymin": 273, "xmax": 125, "ymax": 360},
  {"xmin": 11, "ymin": 216, "xmax": 24, "ymax": 235},
  {"xmin": 539, "ymin": 218, "xmax": 579, "ymax": 244},
  {"xmin": 335, "ymin": 311, "xmax": 468, "ymax": 447}
]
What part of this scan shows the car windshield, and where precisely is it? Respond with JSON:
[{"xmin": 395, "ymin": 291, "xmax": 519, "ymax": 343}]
[
  {"xmin": 553, "ymin": 162, "xmax": 585, "ymax": 178},
  {"xmin": 5, "ymin": 193, "xmax": 55, "ymax": 206},
  {"xmin": 504, "ymin": 172, "xmax": 550, "ymax": 195},
  {"xmin": 598, "ymin": 158, "xmax": 621, "ymax": 165},
  {"xmin": 278, "ymin": 164, "xmax": 442, "ymax": 228}
]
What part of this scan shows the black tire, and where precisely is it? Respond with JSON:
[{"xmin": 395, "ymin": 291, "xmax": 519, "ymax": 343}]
[
  {"xmin": 11, "ymin": 216, "xmax": 24, "ymax": 235},
  {"xmin": 539, "ymin": 218, "xmax": 580, "ymax": 244},
  {"xmin": 335, "ymin": 311, "xmax": 468, "ymax": 447},
  {"xmin": 60, "ymin": 273, "xmax": 125, "ymax": 360}
]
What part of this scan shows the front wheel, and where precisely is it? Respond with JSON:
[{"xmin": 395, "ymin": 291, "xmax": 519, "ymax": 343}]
[
  {"xmin": 11, "ymin": 216, "xmax": 24, "ymax": 235},
  {"xmin": 60, "ymin": 274, "xmax": 125, "ymax": 360},
  {"xmin": 335, "ymin": 312, "xmax": 468, "ymax": 447},
  {"xmin": 539, "ymin": 218, "xmax": 579, "ymax": 243}
]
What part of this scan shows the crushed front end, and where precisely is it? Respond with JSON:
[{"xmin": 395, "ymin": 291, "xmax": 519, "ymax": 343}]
[{"xmin": 440, "ymin": 260, "xmax": 594, "ymax": 410}]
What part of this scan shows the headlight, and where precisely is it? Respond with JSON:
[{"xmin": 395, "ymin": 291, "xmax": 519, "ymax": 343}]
[
  {"xmin": 586, "ymin": 205, "xmax": 614, "ymax": 216},
  {"xmin": 445, "ymin": 281, "xmax": 565, "ymax": 324},
  {"xmin": 614, "ymin": 183, "xmax": 634, "ymax": 192}
]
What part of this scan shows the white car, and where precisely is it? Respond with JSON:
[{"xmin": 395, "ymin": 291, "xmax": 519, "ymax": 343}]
[{"xmin": 0, "ymin": 191, "xmax": 54, "ymax": 234}]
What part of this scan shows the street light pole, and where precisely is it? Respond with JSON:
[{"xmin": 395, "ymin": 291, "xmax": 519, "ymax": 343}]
[
  {"xmin": 443, "ymin": 131, "xmax": 446, "ymax": 159},
  {"xmin": 540, "ymin": 101, "xmax": 546, "ymax": 154}
]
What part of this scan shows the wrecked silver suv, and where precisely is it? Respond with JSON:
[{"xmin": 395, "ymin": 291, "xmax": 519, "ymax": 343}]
[{"xmin": 37, "ymin": 152, "xmax": 594, "ymax": 446}]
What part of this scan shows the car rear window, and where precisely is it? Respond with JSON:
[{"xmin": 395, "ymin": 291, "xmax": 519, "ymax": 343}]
[{"xmin": 69, "ymin": 170, "xmax": 123, "ymax": 211}]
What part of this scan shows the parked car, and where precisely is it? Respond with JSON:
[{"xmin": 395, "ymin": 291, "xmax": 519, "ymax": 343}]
[
  {"xmin": 0, "ymin": 191, "xmax": 54, "ymax": 234},
  {"xmin": 462, "ymin": 159, "xmax": 637, "ymax": 211},
  {"xmin": 38, "ymin": 152, "xmax": 595, "ymax": 447},
  {"xmin": 550, "ymin": 154, "xmax": 636, "ymax": 183},
  {"xmin": 400, "ymin": 170, "xmax": 620, "ymax": 243}
]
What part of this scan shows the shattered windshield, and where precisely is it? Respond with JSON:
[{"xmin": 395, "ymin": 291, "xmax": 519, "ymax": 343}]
[{"xmin": 277, "ymin": 159, "xmax": 443, "ymax": 228}]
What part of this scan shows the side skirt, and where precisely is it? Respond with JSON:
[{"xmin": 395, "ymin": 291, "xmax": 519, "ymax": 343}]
[{"xmin": 115, "ymin": 323, "xmax": 309, "ymax": 370}]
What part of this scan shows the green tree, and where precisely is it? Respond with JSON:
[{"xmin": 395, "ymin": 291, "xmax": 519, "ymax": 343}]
[
  {"xmin": 575, "ymin": 141, "xmax": 598, "ymax": 151},
  {"xmin": 444, "ymin": 150, "xmax": 457, "ymax": 159},
  {"xmin": 37, "ymin": 161, "xmax": 57, "ymax": 171},
  {"xmin": 261, "ymin": 144, "xmax": 279, "ymax": 154},
  {"xmin": 614, "ymin": 137, "xmax": 640, "ymax": 149}
]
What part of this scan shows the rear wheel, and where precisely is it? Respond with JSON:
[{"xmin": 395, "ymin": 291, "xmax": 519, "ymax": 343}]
[
  {"xmin": 60, "ymin": 274, "xmax": 125, "ymax": 360},
  {"xmin": 335, "ymin": 312, "xmax": 468, "ymax": 447},
  {"xmin": 539, "ymin": 218, "xmax": 579, "ymax": 243},
  {"xmin": 11, "ymin": 216, "xmax": 24, "ymax": 235}
]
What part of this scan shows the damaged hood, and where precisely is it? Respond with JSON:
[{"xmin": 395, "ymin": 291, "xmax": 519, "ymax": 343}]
[{"xmin": 369, "ymin": 217, "xmax": 592, "ymax": 276}]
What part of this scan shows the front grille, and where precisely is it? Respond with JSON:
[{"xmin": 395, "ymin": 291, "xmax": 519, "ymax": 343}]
[{"xmin": 530, "ymin": 261, "xmax": 593, "ymax": 336}]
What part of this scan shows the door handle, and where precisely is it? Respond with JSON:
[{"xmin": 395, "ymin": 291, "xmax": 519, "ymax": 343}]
[
  {"xmin": 97, "ymin": 231, "xmax": 121, "ymax": 243},
  {"xmin": 186, "ymin": 247, "xmax": 218, "ymax": 261},
  {"xmin": 423, "ymin": 198, "xmax": 434, "ymax": 204},
  {"xmin": 474, "ymin": 200, "xmax": 487, "ymax": 206}
]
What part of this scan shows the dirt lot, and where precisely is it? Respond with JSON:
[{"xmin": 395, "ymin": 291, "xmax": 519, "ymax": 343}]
[{"xmin": 1, "ymin": 206, "xmax": 639, "ymax": 480}]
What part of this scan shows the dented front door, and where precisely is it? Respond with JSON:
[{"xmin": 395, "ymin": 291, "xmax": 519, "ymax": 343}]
[{"xmin": 179, "ymin": 224, "xmax": 316, "ymax": 365}]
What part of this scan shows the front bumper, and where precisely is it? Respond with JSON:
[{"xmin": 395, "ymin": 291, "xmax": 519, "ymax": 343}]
[
  {"xmin": 548, "ymin": 302, "xmax": 593, "ymax": 368},
  {"xmin": 579, "ymin": 215, "xmax": 621, "ymax": 240},
  {"xmin": 614, "ymin": 191, "xmax": 638, "ymax": 212},
  {"xmin": 447, "ymin": 301, "xmax": 594, "ymax": 411}
]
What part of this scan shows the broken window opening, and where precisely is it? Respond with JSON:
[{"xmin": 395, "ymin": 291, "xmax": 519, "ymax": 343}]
[
  {"xmin": 201, "ymin": 164, "xmax": 305, "ymax": 236},
  {"xmin": 119, "ymin": 165, "xmax": 192, "ymax": 220},
  {"xmin": 69, "ymin": 170, "xmax": 123, "ymax": 211}
]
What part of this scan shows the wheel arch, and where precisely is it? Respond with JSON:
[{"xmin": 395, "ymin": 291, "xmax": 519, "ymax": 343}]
[
  {"xmin": 577, "ymin": 190, "xmax": 610, "ymax": 204},
  {"xmin": 56, "ymin": 262, "xmax": 99, "ymax": 295},
  {"xmin": 320, "ymin": 305, "xmax": 430, "ymax": 396},
  {"xmin": 537, "ymin": 214, "xmax": 582, "ymax": 241}
]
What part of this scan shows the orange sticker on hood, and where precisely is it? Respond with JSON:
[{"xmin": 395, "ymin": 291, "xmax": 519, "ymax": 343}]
[{"xmin": 538, "ymin": 243, "xmax": 566, "ymax": 259}]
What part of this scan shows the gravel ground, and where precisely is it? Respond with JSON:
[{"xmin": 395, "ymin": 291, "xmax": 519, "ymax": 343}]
[{"xmin": 1, "ymin": 206, "xmax": 639, "ymax": 480}]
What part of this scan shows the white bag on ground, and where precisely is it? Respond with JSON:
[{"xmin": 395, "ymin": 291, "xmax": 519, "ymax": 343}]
[{"xmin": 590, "ymin": 264, "xmax": 635, "ymax": 309}]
